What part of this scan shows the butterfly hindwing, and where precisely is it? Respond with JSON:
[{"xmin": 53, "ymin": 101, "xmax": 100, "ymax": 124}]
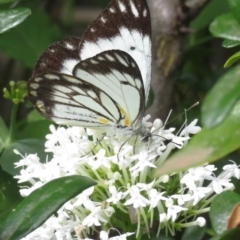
[
  {"xmin": 28, "ymin": 50, "xmax": 145, "ymax": 129},
  {"xmin": 79, "ymin": 0, "xmax": 151, "ymax": 102}
]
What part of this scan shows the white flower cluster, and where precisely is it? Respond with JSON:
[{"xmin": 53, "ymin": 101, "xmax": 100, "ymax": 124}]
[{"xmin": 14, "ymin": 117, "xmax": 240, "ymax": 240}]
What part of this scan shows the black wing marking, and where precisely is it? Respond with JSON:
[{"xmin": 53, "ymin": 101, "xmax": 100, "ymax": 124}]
[{"xmin": 32, "ymin": 36, "xmax": 81, "ymax": 78}]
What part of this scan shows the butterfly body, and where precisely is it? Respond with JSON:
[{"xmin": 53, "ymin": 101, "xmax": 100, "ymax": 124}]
[{"xmin": 28, "ymin": 0, "xmax": 152, "ymax": 138}]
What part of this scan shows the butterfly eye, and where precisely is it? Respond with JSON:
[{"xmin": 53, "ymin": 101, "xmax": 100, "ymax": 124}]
[{"xmin": 130, "ymin": 47, "xmax": 136, "ymax": 50}]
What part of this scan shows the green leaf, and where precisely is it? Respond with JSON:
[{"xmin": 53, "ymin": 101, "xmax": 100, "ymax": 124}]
[
  {"xmin": 181, "ymin": 225, "xmax": 206, "ymax": 240},
  {"xmin": 0, "ymin": 175, "xmax": 96, "ymax": 240},
  {"xmin": 0, "ymin": 116, "xmax": 9, "ymax": 145},
  {"xmin": 210, "ymin": 12, "xmax": 240, "ymax": 41},
  {"xmin": 0, "ymin": 139, "xmax": 47, "ymax": 176},
  {"xmin": 210, "ymin": 191, "xmax": 240, "ymax": 234},
  {"xmin": 0, "ymin": 0, "xmax": 21, "ymax": 3},
  {"xmin": 202, "ymin": 65, "xmax": 240, "ymax": 128},
  {"xmin": 222, "ymin": 39, "xmax": 240, "ymax": 48},
  {"xmin": 0, "ymin": 168, "xmax": 22, "ymax": 220},
  {"xmin": 0, "ymin": 12, "xmax": 61, "ymax": 68},
  {"xmin": 228, "ymin": 0, "xmax": 240, "ymax": 9},
  {"xmin": 224, "ymin": 51, "xmax": 240, "ymax": 67},
  {"xmin": 26, "ymin": 109, "xmax": 46, "ymax": 123},
  {"xmin": 190, "ymin": 0, "xmax": 229, "ymax": 29},
  {"xmin": 0, "ymin": 8, "xmax": 31, "ymax": 34},
  {"xmin": 155, "ymin": 103, "xmax": 240, "ymax": 175},
  {"xmin": 16, "ymin": 120, "xmax": 51, "ymax": 139}
]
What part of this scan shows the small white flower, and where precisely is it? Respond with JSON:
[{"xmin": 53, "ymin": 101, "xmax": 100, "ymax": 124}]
[
  {"xmin": 171, "ymin": 194, "xmax": 193, "ymax": 206},
  {"xmin": 100, "ymin": 230, "xmax": 134, "ymax": 240},
  {"xmin": 72, "ymin": 186, "xmax": 94, "ymax": 209},
  {"xmin": 14, "ymin": 117, "xmax": 239, "ymax": 239},
  {"xmin": 137, "ymin": 181, "xmax": 155, "ymax": 192},
  {"xmin": 129, "ymin": 151, "xmax": 156, "ymax": 176},
  {"xmin": 82, "ymin": 206, "xmax": 108, "ymax": 227},
  {"xmin": 124, "ymin": 185, "xmax": 150, "ymax": 208},
  {"xmin": 195, "ymin": 217, "xmax": 206, "ymax": 227},
  {"xmin": 180, "ymin": 119, "xmax": 201, "ymax": 136},
  {"xmin": 100, "ymin": 231, "xmax": 109, "ymax": 240},
  {"xmin": 159, "ymin": 212, "xmax": 168, "ymax": 222},
  {"xmin": 207, "ymin": 176, "xmax": 232, "ymax": 194},
  {"xmin": 223, "ymin": 161, "xmax": 240, "ymax": 179},
  {"xmin": 165, "ymin": 198, "xmax": 187, "ymax": 222},
  {"xmin": 107, "ymin": 186, "xmax": 123, "ymax": 204},
  {"xmin": 148, "ymin": 189, "xmax": 167, "ymax": 209},
  {"xmin": 19, "ymin": 181, "xmax": 43, "ymax": 197},
  {"xmin": 14, "ymin": 153, "xmax": 40, "ymax": 168},
  {"xmin": 159, "ymin": 174, "xmax": 169, "ymax": 183},
  {"xmin": 181, "ymin": 166, "xmax": 215, "ymax": 188},
  {"xmin": 171, "ymin": 135, "xmax": 189, "ymax": 149},
  {"xmin": 88, "ymin": 149, "xmax": 111, "ymax": 170},
  {"xmin": 142, "ymin": 114, "xmax": 153, "ymax": 128},
  {"xmin": 189, "ymin": 186, "xmax": 212, "ymax": 205}
]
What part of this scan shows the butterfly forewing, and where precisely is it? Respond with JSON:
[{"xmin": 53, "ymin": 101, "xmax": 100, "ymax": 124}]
[
  {"xmin": 28, "ymin": 50, "xmax": 145, "ymax": 129},
  {"xmin": 79, "ymin": 0, "xmax": 151, "ymax": 102},
  {"xmin": 32, "ymin": 37, "xmax": 81, "ymax": 78}
]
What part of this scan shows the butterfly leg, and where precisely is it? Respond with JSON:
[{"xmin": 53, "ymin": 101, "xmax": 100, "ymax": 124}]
[{"xmin": 80, "ymin": 133, "xmax": 106, "ymax": 157}]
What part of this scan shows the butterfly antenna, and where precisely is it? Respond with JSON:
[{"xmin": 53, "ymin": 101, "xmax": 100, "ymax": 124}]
[
  {"xmin": 151, "ymin": 102, "xmax": 199, "ymax": 135},
  {"xmin": 148, "ymin": 102, "xmax": 199, "ymax": 148},
  {"xmin": 117, "ymin": 134, "xmax": 136, "ymax": 162},
  {"xmin": 166, "ymin": 102, "xmax": 199, "ymax": 126}
]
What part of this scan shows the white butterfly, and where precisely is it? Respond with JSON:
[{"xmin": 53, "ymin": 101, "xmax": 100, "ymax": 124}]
[{"xmin": 28, "ymin": 0, "xmax": 152, "ymax": 137}]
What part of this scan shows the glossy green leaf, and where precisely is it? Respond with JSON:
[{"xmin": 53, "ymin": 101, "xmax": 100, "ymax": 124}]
[
  {"xmin": 147, "ymin": 87, "xmax": 154, "ymax": 108},
  {"xmin": 201, "ymin": 65, "xmax": 240, "ymax": 128},
  {"xmin": 210, "ymin": 12, "xmax": 240, "ymax": 41},
  {"xmin": 224, "ymin": 51, "xmax": 240, "ymax": 67},
  {"xmin": 228, "ymin": 0, "xmax": 240, "ymax": 23},
  {"xmin": 0, "ymin": 8, "xmax": 31, "ymax": 34},
  {"xmin": 222, "ymin": 39, "xmax": 240, "ymax": 48},
  {"xmin": 210, "ymin": 191, "xmax": 240, "ymax": 234},
  {"xmin": 216, "ymin": 228, "xmax": 240, "ymax": 240},
  {"xmin": 0, "ymin": 139, "xmax": 47, "ymax": 175},
  {"xmin": 0, "ymin": 142, "xmax": 3, "ymax": 154},
  {"xmin": 147, "ymin": 234, "xmax": 175, "ymax": 240},
  {"xmin": 0, "ymin": 12, "xmax": 61, "ymax": 68},
  {"xmin": 155, "ymin": 103, "xmax": 240, "ymax": 176},
  {"xmin": 181, "ymin": 225, "xmax": 206, "ymax": 240},
  {"xmin": 0, "ymin": 175, "xmax": 96, "ymax": 240}
]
